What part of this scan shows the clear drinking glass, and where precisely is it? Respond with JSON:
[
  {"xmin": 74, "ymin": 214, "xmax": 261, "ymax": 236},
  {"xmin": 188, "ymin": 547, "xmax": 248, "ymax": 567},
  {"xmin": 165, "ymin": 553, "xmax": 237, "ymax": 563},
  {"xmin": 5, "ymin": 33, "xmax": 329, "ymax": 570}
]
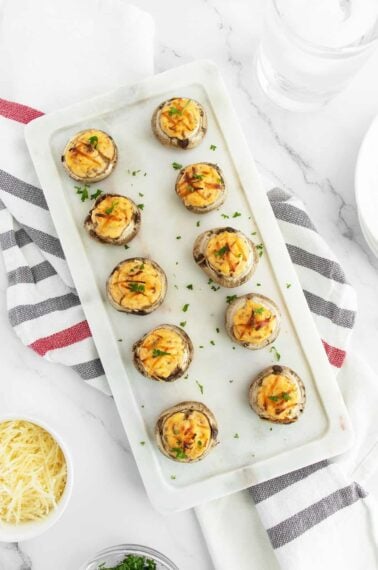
[{"xmin": 256, "ymin": 0, "xmax": 378, "ymax": 111}]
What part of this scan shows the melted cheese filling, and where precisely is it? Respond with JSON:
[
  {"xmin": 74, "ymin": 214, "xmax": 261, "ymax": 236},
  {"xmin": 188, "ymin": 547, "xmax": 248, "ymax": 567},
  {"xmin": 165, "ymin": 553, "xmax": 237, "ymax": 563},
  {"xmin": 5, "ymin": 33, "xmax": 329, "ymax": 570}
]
[
  {"xmin": 159, "ymin": 98, "xmax": 200, "ymax": 140},
  {"xmin": 64, "ymin": 129, "xmax": 115, "ymax": 179},
  {"xmin": 162, "ymin": 411, "xmax": 211, "ymax": 460},
  {"xmin": 176, "ymin": 164, "xmax": 223, "ymax": 208},
  {"xmin": 257, "ymin": 374, "xmax": 299, "ymax": 420},
  {"xmin": 206, "ymin": 231, "xmax": 250, "ymax": 277},
  {"xmin": 233, "ymin": 300, "xmax": 276, "ymax": 343},
  {"xmin": 108, "ymin": 260, "xmax": 164, "ymax": 310},
  {"xmin": 137, "ymin": 328, "xmax": 186, "ymax": 379},
  {"xmin": 91, "ymin": 196, "xmax": 134, "ymax": 239}
]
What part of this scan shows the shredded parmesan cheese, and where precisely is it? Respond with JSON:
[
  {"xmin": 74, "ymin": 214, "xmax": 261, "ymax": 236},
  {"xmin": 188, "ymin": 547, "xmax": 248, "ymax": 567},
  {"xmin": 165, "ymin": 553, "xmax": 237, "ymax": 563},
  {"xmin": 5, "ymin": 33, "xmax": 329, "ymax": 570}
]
[{"xmin": 0, "ymin": 420, "xmax": 67, "ymax": 525}]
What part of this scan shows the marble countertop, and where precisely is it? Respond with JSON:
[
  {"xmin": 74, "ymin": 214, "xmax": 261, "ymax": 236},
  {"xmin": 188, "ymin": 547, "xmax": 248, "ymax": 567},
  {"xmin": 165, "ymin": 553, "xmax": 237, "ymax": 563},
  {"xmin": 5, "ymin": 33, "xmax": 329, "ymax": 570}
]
[{"xmin": 1, "ymin": 1, "xmax": 378, "ymax": 568}]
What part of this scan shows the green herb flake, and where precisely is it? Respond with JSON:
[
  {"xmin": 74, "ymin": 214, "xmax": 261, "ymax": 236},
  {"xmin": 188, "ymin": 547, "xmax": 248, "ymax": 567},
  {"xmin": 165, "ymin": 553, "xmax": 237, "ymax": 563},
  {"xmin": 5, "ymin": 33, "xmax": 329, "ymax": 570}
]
[
  {"xmin": 186, "ymin": 284, "xmax": 193, "ymax": 290},
  {"xmin": 168, "ymin": 106, "xmax": 181, "ymax": 116},
  {"xmin": 210, "ymin": 144, "xmax": 217, "ymax": 151},
  {"xmin": 138, "ymin": 192, "xmax": 144, "ymax": 197},
  {"xmin": 211, "ymin": 285, "xmax": 220, "ymax": 291},
  {"xmin": 172, "ymin": 161, "xmax": 183, "ymax": 170},
  {"xmin": 124, "ymin": 245, "xmax": 130, "ymax": 250},
  {"xmin": 176, "ymin": 235, "xmax": 182, "ymax": 240},
  {"xmin": 286, "ymin": 283, "xmax": 292, "ymax": 289},
  {"xmin": 90, "ymin": 189, "xmax": 102, "ymax": 200},
  {"xmin": 215, "ymin": 244, "xmax": 230, "ymax": 257},
  {"xmin": 196, "ymin": 380, "xmax": 204, "ymax": 394},
  {"xmin": 196, "ymin": 220, "xmax": 200, "ymax": 227},
  {"xmin": 216, "ymin": 327, "xmax": 220, "ymax": 334},
  {"xmin": 210, "ymin": 340, "xmax": 215, "ymax": 346},
  {"xmin": 226, "ymin": 295, "xmax": 237, "ymax": 304},
  {"xmin": 232, "ymin": 211, "xmax": 242, "ymax": 218},
  {"xmin": 171, "ymin": 447, "xmax": 187, "ymax": 459},
  {"xmin": 269, "ymin": 346, "xmax": 281, "ymax": 361},
  {"xmin": 197, "ymin": 440, "xmax": 203, "ymax": 447},
  {"xmin": 182, "ymin": 303, "xmax": 189, "ymax": 312},
  {"xmin": 251, "ymin": 231, "xmax": 257, "ymax": 236},
  {"xmin": 221, "ymin": 213, "xmax": 230, "ymax": 219},
  {"xmin": 128, "ymin": 282, "xmax": 145, "ymax": 293},
  {"xmin": 152, "ymin": 348, "xmax": 171, "ymax": 358},
  {"xmin": 199, "ymin": 345, "xmax": 204, "ymax": 349},
  {"xmin": 180, "ymin": 321, "xmax": 187, "ymax": 327},
  {"xmin": 104, "ymin": 200, "xmax": 119, "ymax": 215},
  {"xmin": 132, "ymin": 170, "xmax": 141, "ymax": 176},
  {"xmin": 253, "ymin": 307, "xmax": 265, "ymax": 315},
  {"xmin": 256, "ymin": 282, "xmax": 261, "ymax": 287},
  {"xmin": 256, "ymin": 243, "xmax": 264, "ymax": 257},
  {"xmin": 140, "ymin": 441, "xmax": 146, "ymax": 446},
  {"xmin": 170, "ymin": 475, "xmax": 176, "ymax": 480},
  {"xmin": 137, "ymin": 203, "xmax": 144, "ymax": 210},
  {"xmin": 87, "ymin": 135, "xmax": 98, "ymax": 148},
  {"xmin": 75, "ymin": 184, "xmax": 90, "ymax": 202},
  {"xmin": 193, "ymin": 173, "xmax": 204, "ymax": 180},
  {"xmin": 233, "ymin": 433, "xmax": 240, "ymax": 439}
]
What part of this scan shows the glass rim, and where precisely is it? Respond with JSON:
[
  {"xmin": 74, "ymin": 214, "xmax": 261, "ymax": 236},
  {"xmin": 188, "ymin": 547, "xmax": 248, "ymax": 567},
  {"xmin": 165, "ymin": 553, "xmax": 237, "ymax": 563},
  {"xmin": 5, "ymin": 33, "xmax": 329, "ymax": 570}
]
[
  {"xmin": 271, "ymin": 0, "xmax": 378, "ymax": 57},
  {"xmin": 79, "ymin": 543, "xmax": 179, "ymax": 570}
]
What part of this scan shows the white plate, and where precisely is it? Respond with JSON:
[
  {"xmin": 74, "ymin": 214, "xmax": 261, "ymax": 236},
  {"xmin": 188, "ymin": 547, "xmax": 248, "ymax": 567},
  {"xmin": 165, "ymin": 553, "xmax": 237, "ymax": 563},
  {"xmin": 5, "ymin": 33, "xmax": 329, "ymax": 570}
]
[
  {"xmin": 355, "ymin": 113, "xmax": 378, "ymax": 258},
  {"xmin": 25, "ymin": 60, "xmax": 353, "ymax": 513}
]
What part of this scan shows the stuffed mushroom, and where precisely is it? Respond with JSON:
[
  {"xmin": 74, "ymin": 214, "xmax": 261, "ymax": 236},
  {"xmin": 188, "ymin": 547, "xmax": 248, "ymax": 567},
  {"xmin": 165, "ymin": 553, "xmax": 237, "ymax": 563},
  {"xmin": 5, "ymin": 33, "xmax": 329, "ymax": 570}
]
[
  {"xmin": 175, "ymin": 163, "xmax": 226, "ymax": 213},
  {"xmin": 155, "ymin": 401, "xmax": 218, "ymax": 463},
  {"xmin": 193, "ymin": 227, "xmax": 258, "ymax": 287},
  {"xmin": 225, "ymin": 293, "xmax": 281, "ymax": 349},
  {"xmin": 151, "ymin": 97, "xmax": 207, "ymax": 149},
  {"xmin": 62, "ymin": 128, "xmax": 117, "ymax": 183},
  {"xmin": 107, "ymin": 257, "xmax": 167, "ymax": 315},
  {"xmin": 133, "ymin": 325, "xmax": 193, "ymax": 382},
  {"xmin": 249, "ymin": 365, "xmax": 306, "ymax": 424},
  {"xmin": 84, "ymin": 194, "xmax": 141, "ymax": 245}
]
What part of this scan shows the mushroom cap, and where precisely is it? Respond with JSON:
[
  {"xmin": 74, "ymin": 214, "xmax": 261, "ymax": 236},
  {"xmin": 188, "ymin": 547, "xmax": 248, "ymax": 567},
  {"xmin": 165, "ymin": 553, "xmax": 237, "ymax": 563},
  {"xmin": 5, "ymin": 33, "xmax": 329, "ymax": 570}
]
[
  {"xmin": 175, "ymin": 162, "xmax": 226, "ymax": 214},
  {"xmin": 84, "ymin": 194, "xmax": 141, "ymax": 245},
  {"xmin": 151, "ymin": 97, "xmax": 207, "ymax": 150}
]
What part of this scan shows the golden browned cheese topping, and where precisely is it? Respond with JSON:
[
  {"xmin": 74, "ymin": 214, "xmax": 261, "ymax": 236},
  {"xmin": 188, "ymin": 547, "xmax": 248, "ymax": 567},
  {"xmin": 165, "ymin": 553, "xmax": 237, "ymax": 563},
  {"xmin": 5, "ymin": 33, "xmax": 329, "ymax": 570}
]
[
  {"xmin": 64, "ymin": 129, "xmax": 115, "ymax": 179},
  {"xmin": 206, "ymin": 231, "xmax": 250, "ymax": 277},
  {"xmin": 91, "ymin": 196, "xmax": 134, "ymax": 240},
  {"xmin": 108, "ymin": 260, "xmax": 164, "ymax": 311},
  {"xmin": 257, "ymin": 374, "xmax": 299, "ymax": 420},
  {"xmin": 176, "ymin": 164, "xmax": 223, "ymax": 208},
  {"xmin": 137, "ymin": 328, "xmax": 186, "ymax": 379},
  {"xmin": 159, "ymin": 98, "xmax": 200, "ymax": 140},
  {"xmin": 233, "ymin": 299, "xmax": 276, "ymax": 343},
  {"xmin": 162, "ymin": 410, "xmax": 211, "ymax": 460}
]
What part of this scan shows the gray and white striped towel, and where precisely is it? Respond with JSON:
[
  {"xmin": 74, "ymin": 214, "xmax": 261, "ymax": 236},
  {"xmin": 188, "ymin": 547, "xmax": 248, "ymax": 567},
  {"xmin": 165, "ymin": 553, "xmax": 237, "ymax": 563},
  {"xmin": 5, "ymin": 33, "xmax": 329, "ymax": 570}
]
[{"xmin": 1, "ymin": 2, "xmax": 378, "ymax": 569}]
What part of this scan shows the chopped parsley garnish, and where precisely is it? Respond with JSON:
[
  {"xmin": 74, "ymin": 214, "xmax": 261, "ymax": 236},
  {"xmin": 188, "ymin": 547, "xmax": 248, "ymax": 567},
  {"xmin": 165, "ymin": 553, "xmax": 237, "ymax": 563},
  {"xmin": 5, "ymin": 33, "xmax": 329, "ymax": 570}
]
[
  {"xmin": 211, "ymin": 285, "xmax": 220, "ymax": 291},
  {"xmin": 168, "ymin": 106, "xmax": 181, "ymax": 116},
  {"xmin": 208, "ymin": 278, "xmax": 213, "ymax": 284},
  {"xmin": 170, "ymin": 475, "xmax": 176, "ymax": 480},
  {"xmin": 128, "ymin": 282, "xmax": 145, "ymax": 293},
  {"xmin": 256, "ymin": 243, "xmax": 264, "ymax": 257},
  {"xmin": 210, "ymin": 340, "xmax": 215, "ymax": 346},
  {"xmin": 140, "ymin": 441, "xmax": 146, "ymax": 446},
  {"xmin": 197, "ymin": 440, "xmax": 203, "ymax": 447},
  {"xmin": 186, "ymin": 284, "xmax": 193, "ymax": 290},
  {"xmin": 90, "ymin": 189, "xmax": 102, "ymax": 200},
  {"xmin": 215, "ymin": 244, "xmax": 230, "ymax": 257},
  {"xmin": 269, "ymin": 346, "xmax": 281, "ymax": 361},
  {"xmin": 210, "ymin": 144, "xmax": 217, "ymax": 151},
  {"xmin": 233, "ymin": 433, "xmax": 240, "ymax": 439},
  {"xmin": 193, "ymin": 173, "xmax": 204, "ymax": 180},
  {"xmin": 87, "ymin": 135, "xmax": 98, "ymax": 148},
  {"xmin": 286, "ymin": 283, "xmax": 292, "ymax": 289},
  {"xmin": 132, "ymin": 170, "xmax": 141, "ymax": 176},
  {"xmin": 251, "ymin": 231, "xmax": 257, "ymax": 236},
  {"xmin": 216, "ymin": 327, "xmax": 220, "ymax": 333},
  {"xmin": 226, "ymin": 295, "xmax": 237, "ymax": 304},
  {"xmin": 182, "ymin": 303, "xmax": 189, "ymax": 312},
  {"xmin": 105, "ymin": 200, "xmax": 118, "ymax": 215},
  {"xmin": 199, "ymin": 345, "xmax": 204, "ymax": 349},
  {"xmin": 124, "ymin": 245, "xmax": 130, "ymax": 250},
  {"xmin": 171, "ymin": 447, "xmax": 187, "ymax": 459},
  {"xmin": 152, "ymin": 348, "xmax": 170, "ymax": 358},
  {"xmin": 180, "ymin": 321, "xmax": 187, "ymax": 327},
  {"xmin": 99, "ymin": 554, "xmax": 157, "ymax": 569},
  {"xmin": 118, "ymin": 339, "xmax": 123, "ymax": 342},
  {"xmin": 253, "ymin": 307, "xmax": 265, "ymax": 315},
  {"xmin": 138, "ymin": 192, "xmax": 144, "ymax": 197},
  {"xmin": 196, "ymin": 380, "xmax": 204, "ymax": 394},
  {"xmin": 232, "ymin": 211, "xmax": 242, "ymax": 218},
  {"xmin": 256, "ymin": 282, "xmax": 261, "ymax": 287},
  {"xmin": 172, "ymin": 161, "xmax": 183, "ymax": 170},
  {"xmin": 176, "ymin": 235, "xmax": 182, "ymax": 240},
  {"xmin": 268, "ymin": 392, "xmax": 291, "ymax": 403},
  {"xmin": 75, "ymin": 184, "xmax": 89, "ymax": 202},
  {"xmin": 221, "ymin": 213, "xmax": 230, "ymax": 219},
  {"xmin": 137, "ymin": 203, "xmax": 144, "ymax": 210},
  {"xmin": 196, "ymin": 220, "xmax": 200, "ymax": 227}
]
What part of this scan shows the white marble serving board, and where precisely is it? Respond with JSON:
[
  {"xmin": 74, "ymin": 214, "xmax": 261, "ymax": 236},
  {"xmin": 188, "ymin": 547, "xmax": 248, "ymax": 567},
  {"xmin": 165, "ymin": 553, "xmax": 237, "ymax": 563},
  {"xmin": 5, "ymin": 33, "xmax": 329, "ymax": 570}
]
[{"xmin": 24, "ymin": 60, "xmax": 353, "ymax": 513}]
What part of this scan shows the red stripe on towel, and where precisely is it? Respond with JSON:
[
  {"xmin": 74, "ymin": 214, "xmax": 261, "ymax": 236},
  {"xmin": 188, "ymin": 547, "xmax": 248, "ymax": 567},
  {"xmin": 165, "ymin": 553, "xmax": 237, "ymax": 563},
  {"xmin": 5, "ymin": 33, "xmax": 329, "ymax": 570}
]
[
  {"xmin": 29, "ymin": 320, "xmax": 92, "ymax": 356},
  {"xmin": 322, "ymin": 339, "xmax": 346, "ymax": 368},
  {"xmin": 0, "ymin": 98, "xmax": 44, "ymax": 124}
]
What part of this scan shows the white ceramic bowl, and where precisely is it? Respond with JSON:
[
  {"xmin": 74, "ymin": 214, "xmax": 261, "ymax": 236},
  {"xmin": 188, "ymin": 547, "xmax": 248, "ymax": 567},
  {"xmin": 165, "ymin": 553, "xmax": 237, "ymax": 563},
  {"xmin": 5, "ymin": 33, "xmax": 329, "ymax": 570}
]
[{"xmin": 0, "ymin": 414, "xmax": 73, "ymax": 542}]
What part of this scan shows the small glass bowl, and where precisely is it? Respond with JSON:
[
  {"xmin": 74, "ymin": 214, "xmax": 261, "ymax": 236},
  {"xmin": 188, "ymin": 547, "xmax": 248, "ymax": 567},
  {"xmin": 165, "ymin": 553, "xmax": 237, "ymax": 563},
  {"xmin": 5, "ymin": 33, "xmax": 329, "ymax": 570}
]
[{"xmin": 80, "ymin": 544, "xmax": 179, "ymax": 570}]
